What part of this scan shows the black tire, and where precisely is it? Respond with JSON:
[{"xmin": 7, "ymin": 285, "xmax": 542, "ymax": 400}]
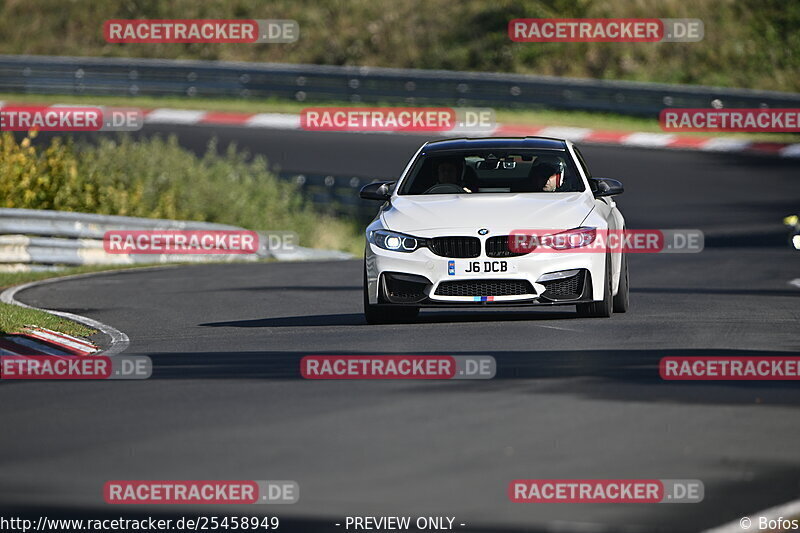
[
  {"xmin": 613, "ymin": 252, "xmax": 629, "ymax": 313},
  {"xmin": 576, "ymin": 253, "xmax": 613, "ymax": 318},
  {"xmin": 363, "ymin": 267, "xmax": 419, "ymax": 324}
]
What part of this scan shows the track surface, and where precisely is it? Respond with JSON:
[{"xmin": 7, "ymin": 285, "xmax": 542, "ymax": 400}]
[{"xmin": 1, "ymin": 127, "xmax": 800, "ymax": 532}]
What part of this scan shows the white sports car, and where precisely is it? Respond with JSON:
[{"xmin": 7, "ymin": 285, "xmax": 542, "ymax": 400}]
[{"xmin": 360, "ymin": 137, "xmax": 628, "ymax": 324}]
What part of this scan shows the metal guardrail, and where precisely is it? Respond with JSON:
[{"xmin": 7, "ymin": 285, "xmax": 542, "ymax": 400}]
[
  {"xmin": 0, "ymin": 208, "xmax": 351, "ymax": 270},
  {"xmin": 0, "ymin": 208, "xmax": 245, "ymax": 238},
  {"xmin": 2, "ymin": 55, "xmax": 800, "ymax": 117},
  {"xmin": 279, "ymin": 172, "xmax": 379, "ymax": 220}
]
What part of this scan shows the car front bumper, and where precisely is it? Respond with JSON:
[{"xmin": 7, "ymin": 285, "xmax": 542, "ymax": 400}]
[{"xmin": 365, "ymin": 241, "xmax": 606, "ymax": 307}]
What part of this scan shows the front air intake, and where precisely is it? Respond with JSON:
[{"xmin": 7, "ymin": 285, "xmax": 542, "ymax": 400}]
[{"xmin": 427, "ymin": 237, "xmax": 481, "ymax": 258}]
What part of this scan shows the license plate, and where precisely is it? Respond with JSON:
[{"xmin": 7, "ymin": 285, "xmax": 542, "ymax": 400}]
[{"xmin": 448, "ymin": 260, "xmax": 518, "ymax": 275}]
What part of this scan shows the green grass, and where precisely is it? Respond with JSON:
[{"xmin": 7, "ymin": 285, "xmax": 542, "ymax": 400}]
[
  {"xmin": 1, "ymin": 0, "xmax": 798, "ymax": 92},
  {"xmin": 2, "ymin": 92, "xmax": 798, "ymax": 143},
  {"xmin": 0, "ymin": 302, "xmax": 96, "ymax": 337}
]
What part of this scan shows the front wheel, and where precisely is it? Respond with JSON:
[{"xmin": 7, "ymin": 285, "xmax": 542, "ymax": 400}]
[
  {"xmin": 363, "ymin": 268, "xmax": 419, "ymax": 324},
  {"xmin": 576, "ymin": 254, "xmax": 613, "ymax": 318},
  {"xmin": 613, "ymin": 252, "xmax": 629, "ymax": 313}
]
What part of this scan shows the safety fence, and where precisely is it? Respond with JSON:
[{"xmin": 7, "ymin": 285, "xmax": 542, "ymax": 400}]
[
  {"xmin": 0, "ymin": 208, "xmax": 351, "ymax": 271},
  {"xmin": 2, "ymin": 55, "xmax": 800, "ymax": 117}
]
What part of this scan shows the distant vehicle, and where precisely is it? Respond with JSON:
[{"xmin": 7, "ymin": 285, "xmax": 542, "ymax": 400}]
[{"xmin": 360, "ymin": 137, "xmax": 628, "ymax": 324}]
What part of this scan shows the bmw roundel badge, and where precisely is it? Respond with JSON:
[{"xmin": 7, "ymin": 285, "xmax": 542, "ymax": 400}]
[{"xmin": 478, "ymin": 228, "xmax": 489, "ymax": 235}]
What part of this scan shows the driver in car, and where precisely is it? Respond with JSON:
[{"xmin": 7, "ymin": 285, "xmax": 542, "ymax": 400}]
[
  {"xmin": 529, "ymin": 161, "xmax": 565, "ymax": 192},
  {"xmin": 426, "ymin": 160, "xmax": 473, "ymax": 193}
]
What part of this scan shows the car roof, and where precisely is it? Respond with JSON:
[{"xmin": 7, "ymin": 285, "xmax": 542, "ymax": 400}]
[{"xmin": 421, "ymin": 137, "xmax": 568, "ymax": 153}]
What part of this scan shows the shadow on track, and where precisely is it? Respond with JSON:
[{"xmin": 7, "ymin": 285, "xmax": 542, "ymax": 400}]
[
  {"xmin": 199, "ymin": 308, "xmax": 577, "ymax": 328},
  {"xmin": 632, "ymin": 287, "xmax": 800, "ymax": 297},
  {"xmin": 223, "ymin": 285, "xmax": 363, "ymax": 292},
  {"xmin": 94, "ymin": 348, "xmax": 800, "ymax": 407}
]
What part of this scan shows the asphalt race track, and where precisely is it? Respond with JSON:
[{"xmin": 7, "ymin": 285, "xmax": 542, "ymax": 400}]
[{"xmin": 1, "ymin": 126, "xmax": 799, "ymax": 533}]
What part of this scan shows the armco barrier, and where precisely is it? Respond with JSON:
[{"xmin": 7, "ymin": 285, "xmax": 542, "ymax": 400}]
[
  {"xmin": 0, "ymin": 208, "xmax": 351, "ymax": 271},
  {"xmin": 2, "ymin": 55, "xmax": 800, "ymax": 116},
  {"xmin": 279, "ymin": 172, "xmax": 381, "ymax": 220}
]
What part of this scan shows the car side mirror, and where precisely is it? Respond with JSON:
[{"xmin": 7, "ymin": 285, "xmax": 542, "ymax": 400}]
[
  {"xmin": 589, "ymin": 177, "xmax": 624, "ymax": 197},
  {"xmin": 360, "ymin": 181, "xmax": 395, "ymax": 201}
]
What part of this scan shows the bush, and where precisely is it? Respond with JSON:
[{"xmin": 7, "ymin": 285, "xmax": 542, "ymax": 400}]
[{"xmin": 0, "ymin": 132, "xmax": 363, "ymax": 255}]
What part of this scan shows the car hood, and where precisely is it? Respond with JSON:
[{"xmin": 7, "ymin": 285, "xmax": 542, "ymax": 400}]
[{"xmin": 382, "ymin": 193, "xmax": 595, "ymax": 235}]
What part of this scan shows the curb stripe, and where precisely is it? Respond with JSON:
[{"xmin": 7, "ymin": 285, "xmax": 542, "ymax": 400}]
[
  {"xmin": 582, "ymin": 130, "xmax": 630, "ymax": 143},
  {"xmin": 534, "ymin": 126, "xmax": 593, "ymax": 142},
  {"xmin": 698, "ymin": 138, "xmax": 753, "ymax": 152},
  {"xmin": 1, "ymin": 101, "xmax": 797, "ymax": 156},
  {"xmin": 781, "ymin": 144, "xmax": 800, "ymax": 157},
  {"xmin": 199, "ymin": 111, "xmax": 253, "ymax": 125},
  {"xmin": 245, "ymin": 113, "xmax": 301, "ymax": 129},
  {"xmin": 1, "ymin": 273, "xmax": 131, "ymax": 357},
  {"xmin": 143, "ymin": 108, "xmax": 207, "ymax": 124},
  {"xmin": 0, "ymin": 338, "xmax": 28, "ymax": 355},
  {"xmin": 621, "ymin": 132, "xmax": 676, "ymax": 147},
  {"xmin": 666, "ymin": 136, "xmax": 711, "ymax": 148},
  {"xmin": 31, "ymin": 327, "xmax": 96, "ymax": 349},
  {"xmin": 24, "ymin": 328, "xmax": 96, "ymax": 354},
  {"xmin": 0, "ymin": 335, "xmax": 80, "ymax": 356}
]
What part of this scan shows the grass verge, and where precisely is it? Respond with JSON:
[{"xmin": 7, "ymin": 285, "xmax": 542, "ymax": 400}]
[{"xmin": 0, "ymin": 302, "xmax": 96, "ymax": 338}]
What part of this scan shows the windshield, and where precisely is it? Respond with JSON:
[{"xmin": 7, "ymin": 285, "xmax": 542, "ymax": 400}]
[{"xmin": 399, "ymin": 149, "xmax": 585, "ymax": 195}]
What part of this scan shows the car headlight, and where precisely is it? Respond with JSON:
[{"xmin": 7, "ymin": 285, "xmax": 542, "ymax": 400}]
[
  {"xmin": 541, "ymin": 227, "xmax": 597, "ymax": 250},
  {"xmin": 368, "ymin": 229, "xmax": 424, "ymax": 252}
]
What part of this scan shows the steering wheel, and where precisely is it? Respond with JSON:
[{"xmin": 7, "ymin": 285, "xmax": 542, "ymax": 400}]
[{"xmin": 424, "ymin": 183, "xmax": 469, "ymax": 194}]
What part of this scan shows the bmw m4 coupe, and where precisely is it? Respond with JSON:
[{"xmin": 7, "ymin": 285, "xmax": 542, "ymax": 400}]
[{"xmin": 360, "ymin": 137, "xmax": 628, "ymax": 324}]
